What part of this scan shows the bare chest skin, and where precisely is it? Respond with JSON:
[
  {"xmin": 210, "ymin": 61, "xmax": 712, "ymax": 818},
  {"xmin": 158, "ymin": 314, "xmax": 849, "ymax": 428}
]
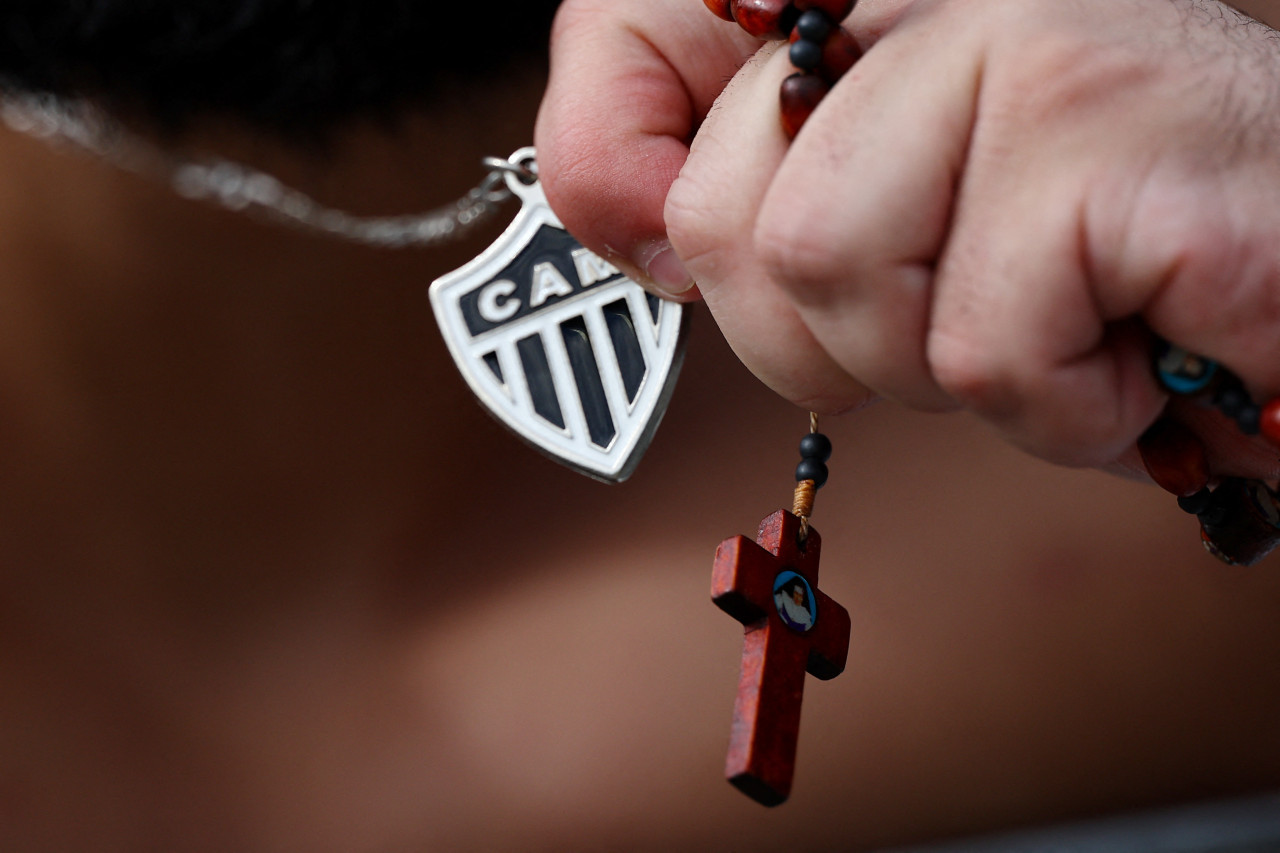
[
  {"xmin": 7, "ymin": 297, "xmax": 1279, "ymax": 850},
  {"xmin": 1233, "ymin": 0, "xmax": 1271, "ymax": 20}
]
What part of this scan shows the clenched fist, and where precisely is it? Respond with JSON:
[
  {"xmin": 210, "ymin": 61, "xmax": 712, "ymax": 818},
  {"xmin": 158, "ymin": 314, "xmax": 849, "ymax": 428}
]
[{"xmin": 538, "ymin": 0, "xmax": 1280, "ymax": 477}]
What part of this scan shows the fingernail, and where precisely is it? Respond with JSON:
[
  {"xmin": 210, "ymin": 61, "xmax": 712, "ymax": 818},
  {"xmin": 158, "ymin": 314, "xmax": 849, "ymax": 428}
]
[{"xmin": 642, "ymin": 245, "xmax": 695, "ymax": 296}]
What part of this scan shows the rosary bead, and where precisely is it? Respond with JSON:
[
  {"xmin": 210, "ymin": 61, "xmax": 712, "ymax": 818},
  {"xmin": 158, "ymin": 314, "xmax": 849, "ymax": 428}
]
[
  {"xmin": 1137, "ymin": 417, "xmax": 1210, "ymax": 498},
  {"xmin": 1214, "ymin": 385, "xmax": 1248, "ymax": 418},
  {"xmin": 798, "ymin": 432, "xmax": 833, "ymax": 462},
  {"xmin": 780, "ymin": 72, "xmax": 830, "ymax": 138},
  {"xmin": 1199, "ymin": 501, "xmax": 1230, "ymax": 528},
  {"xmin": 1178, "ymin": 488, "xmax": 1213, "ymax": 516},
  {"xmin": 1154, "ymin": 341, "xmax": 1218, "ymax": 395},
  {"xmin": 816, "ymin": 25, "xmax": 861, "ymax": 82},
  {"xmin": 1237, "ymin": 403, "xmax": 1262, "ymax": 436},
  {"xmin": 732, "ymin": 0, "xmax": 800, "ymax": 39},
  {"xmin": 789, "ymin": 37, "xmax": 824, "ymax": 71},
  {"xmin": 794, "ymin": 8, "xmax": 833, "ymax": 42},
  {"xmin": 795, "ymin": 458, "xmax": 829, "ymax": 488},
  {"xmin": 704, "ymin": 0, "xmax": 738, "ymax": 21},
  {"xmin": 1260, "ymin": 398, "xmax": 1280, "ymax": 446},
  {"xmin": 794, "ymin": 0, "xmax": 856, "ymax": 20},
  {"xmin": 1197, "ymin": 478, "xmax": 1280, "ymax": 566}
]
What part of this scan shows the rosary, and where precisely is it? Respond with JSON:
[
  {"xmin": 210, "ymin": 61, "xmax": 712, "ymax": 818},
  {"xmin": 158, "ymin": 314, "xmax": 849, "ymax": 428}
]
[
  {"xmin": 699, "ymin": 0, "xmax": 1280, "ymax": 805},
  {"xmin": 442, "ymin": 0, "xmax": 1280, "ymax": 805}
]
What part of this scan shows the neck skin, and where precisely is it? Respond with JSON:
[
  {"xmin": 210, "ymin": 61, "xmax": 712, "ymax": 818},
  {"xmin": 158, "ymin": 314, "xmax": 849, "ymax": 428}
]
[{"xmin": 0, "ymin": 75, "xmax": 551, "ymax": 589}]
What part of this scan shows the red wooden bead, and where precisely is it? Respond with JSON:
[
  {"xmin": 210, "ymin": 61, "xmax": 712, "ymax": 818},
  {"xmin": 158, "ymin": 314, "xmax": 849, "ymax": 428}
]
[
  {"xmin": 1261, "ymin": 398, "xmax": 1280, "ymax": 446},
  {"xmin": 817, "ymin": 24, "xmax": 861, "ymax": 82},
  {"xmin": 794, "ymin": 0, "xmax": 856, "ymax": 21},
  {"xmin": 779, "ymin": 72, "xmax": 829, "ymax": 138},
  {"xmin": 788, "ymin": 22, "xmax": 859, "ymax": 80},
  {"xmin": 732, "ymin": 0, "xmax": 799, "ymax": 39},
  {"xmin": 1137, "ymin": 417, "xmax": 1210, "ymax": 497},
  {"xmin": 704, "ymin": 0, "xmax": 737, "ymax": 22}
]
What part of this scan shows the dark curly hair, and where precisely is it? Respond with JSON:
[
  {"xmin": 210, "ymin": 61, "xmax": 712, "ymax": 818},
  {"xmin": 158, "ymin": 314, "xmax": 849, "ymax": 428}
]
[{"xmin": 0, "ymin": 1, "xmax": 561, "ymax": 135}]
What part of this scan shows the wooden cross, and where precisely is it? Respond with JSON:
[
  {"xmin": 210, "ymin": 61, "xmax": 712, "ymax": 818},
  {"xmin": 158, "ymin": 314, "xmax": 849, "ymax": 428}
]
[{"xmin": 712, "ymin": 509, "xmax": 851, "ymax": 806}]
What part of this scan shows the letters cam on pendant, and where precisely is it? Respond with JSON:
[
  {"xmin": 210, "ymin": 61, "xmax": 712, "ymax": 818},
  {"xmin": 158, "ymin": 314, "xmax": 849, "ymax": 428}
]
[{"xmin": 430, "ymin": 148, "xmax": 686, "ymax": 483}]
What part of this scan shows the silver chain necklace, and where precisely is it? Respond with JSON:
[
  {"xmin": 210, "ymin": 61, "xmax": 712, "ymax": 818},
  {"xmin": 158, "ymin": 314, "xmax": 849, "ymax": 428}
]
[
  {"xmin": 0, "ymin": 90, "xmax": 687, "ymax": 482},
  {"xmin": 0, "ymin": 91, "xmax": 523, "ymax": 248}
]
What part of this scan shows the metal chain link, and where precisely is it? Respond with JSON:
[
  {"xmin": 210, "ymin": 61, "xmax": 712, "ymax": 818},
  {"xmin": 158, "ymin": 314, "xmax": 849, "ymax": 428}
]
[{"xmin": 0, "ymin": 91, "xmax": 517, "ymax": 248}]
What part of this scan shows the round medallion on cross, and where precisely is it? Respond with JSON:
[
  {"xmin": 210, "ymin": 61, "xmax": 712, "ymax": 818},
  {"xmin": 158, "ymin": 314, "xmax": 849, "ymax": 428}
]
[{"xmin": 772, "ymin": 570, "xmax": 817, "ymax": 633}]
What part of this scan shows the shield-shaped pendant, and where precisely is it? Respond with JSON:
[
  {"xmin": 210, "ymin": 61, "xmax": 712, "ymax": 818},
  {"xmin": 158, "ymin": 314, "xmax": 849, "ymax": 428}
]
[{"xmin": 430, "ymin": 148, "xmax": 686, "ymax": 483}]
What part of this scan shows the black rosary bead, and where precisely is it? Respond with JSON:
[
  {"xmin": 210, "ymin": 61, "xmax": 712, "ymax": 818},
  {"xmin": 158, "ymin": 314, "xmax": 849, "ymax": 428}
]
[
  {"xmin": 796, "ymin": 431, "xmax": 832, "ymax": 488},
  {"xmin": 1237, "ymin": 403, "xmax": 1262, "ymax": 435},
  {"xmin": 1210, "ymin": 381, "xmax": 1262, "ymax": 434},
  {"xmin": 795, "ymin": 458, "xmax": 829, "ymax": 488},
  {"xmin": 798, "ymin": 432, "xmax": 833, "ymax": 462},
  {"xmin": 1214, "ymin": 385, "xmax": 1248, "ymax": 419},
  {"xmin": 1176, "ymin": 485, "xmax": 1227, "ymax": 527},
  {"xmin": 789, "ymin": 38, "xmax": 824, "ymax": 71},
  {"xmin": 794, "ymin": 8, "xmax": 833, "ymax": 42},
  {"xmin": 1177, "ymin": 488, "xmax": 1212, "ymax": 516}
]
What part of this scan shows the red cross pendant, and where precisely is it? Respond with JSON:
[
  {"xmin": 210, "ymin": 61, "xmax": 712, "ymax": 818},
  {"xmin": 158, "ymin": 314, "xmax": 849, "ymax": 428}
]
[{"xmin": 712, "ymin": 509, "xmax": 851, "ymax": 806}]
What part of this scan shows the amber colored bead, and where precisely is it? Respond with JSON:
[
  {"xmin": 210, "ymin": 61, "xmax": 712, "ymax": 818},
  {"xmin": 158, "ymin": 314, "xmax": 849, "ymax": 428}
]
[
  {"xmin": 732, "ymin": 0, "xmax": 800, "ymax": 39},
  {"xmin": 794, "ymin": 0, "xmax": 856, "ymax": 21},
  {"xmin": 788, "ymin": 23, "xmax": 859, "ymax": 80},
  {"xmin": 1260, "ymin": 398, "xmax": 1280, "ymax": 446},
  {"xmin": 817, "ymin": 25, "xmax": 861, "ymax": 82},
  {"xmin": 780, "ymin": 72, "xmax": 830, "ymax": 138},
  {"xmin": 704, "ymin": 0, "xmax": 737, "ymax": 22},
  {"xmin": 1137, "ymin": 417, "xmax": 1210, "ymax": 498}
]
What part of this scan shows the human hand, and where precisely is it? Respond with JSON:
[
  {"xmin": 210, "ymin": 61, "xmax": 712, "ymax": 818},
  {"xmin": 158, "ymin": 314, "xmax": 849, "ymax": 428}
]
[
  {"xmin": 533, "ymin": 0, "xmax": 763, "ymax": 298},
  {"xmin": 663, "ymin": 0, "xmax": 1280, "ymax": 477}
]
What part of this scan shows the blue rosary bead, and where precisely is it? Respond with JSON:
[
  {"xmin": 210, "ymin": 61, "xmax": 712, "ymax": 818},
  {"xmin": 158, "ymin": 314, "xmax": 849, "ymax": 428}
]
[{"xmin": 1238, "ymin": 403, "xmax": 1262, "ymax": 435}]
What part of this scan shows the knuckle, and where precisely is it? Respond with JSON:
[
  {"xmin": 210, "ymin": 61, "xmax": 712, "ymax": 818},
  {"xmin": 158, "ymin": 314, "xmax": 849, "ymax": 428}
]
[
  {"xmin": 928, "ymin": 330, "xmax": 1133, "ymax": 468},
  {"xmin": 1128, "ymin": 175, "xmax": 1280, "ymax": 387},
  {"xmin": 547, "ymin": 0, "xmax": 607, "ymax": 49},
  {"xmin": 927, "ymin": 328, "xmax": 1006, "ymax": 414},
  {"xmin": 753, "ymin": 206, "xmax": 858, "ymax": 306},
  {"xmin": 991, "ymin": 37, "xmax": 1155, "ymax": 133}
]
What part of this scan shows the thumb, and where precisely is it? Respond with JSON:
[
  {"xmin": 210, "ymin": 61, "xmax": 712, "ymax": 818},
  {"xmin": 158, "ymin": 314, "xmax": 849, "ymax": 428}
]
[{"xmin": 534, "ymin": 0, "xmax": 757, "ymax": 299}]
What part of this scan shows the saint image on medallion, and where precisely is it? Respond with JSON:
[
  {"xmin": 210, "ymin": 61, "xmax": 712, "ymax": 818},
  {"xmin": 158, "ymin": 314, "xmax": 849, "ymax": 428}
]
[
  {"xmin": 1155, "ymin": 341, "xmax": 1217, "ymax": 395},
  {"xmin": 773, "ymin": 571, "xmax": 816, "ymax": 633}
]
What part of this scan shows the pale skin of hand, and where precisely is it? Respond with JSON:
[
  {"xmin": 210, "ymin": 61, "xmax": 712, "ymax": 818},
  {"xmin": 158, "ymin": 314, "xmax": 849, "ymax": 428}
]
[
  {"xmin": 534, "ymin": 0, "xmax": 760, "ymax": 290},
  {"xmin": 537, "ymin": 0, "xmax": 1280, "ymax": 478}
]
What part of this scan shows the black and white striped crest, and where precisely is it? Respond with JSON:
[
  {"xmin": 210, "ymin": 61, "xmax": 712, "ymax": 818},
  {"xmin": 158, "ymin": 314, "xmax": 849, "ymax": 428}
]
[{"xmin": 430, "ymin": 150, "xmax": 685, "ymax": 482}]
